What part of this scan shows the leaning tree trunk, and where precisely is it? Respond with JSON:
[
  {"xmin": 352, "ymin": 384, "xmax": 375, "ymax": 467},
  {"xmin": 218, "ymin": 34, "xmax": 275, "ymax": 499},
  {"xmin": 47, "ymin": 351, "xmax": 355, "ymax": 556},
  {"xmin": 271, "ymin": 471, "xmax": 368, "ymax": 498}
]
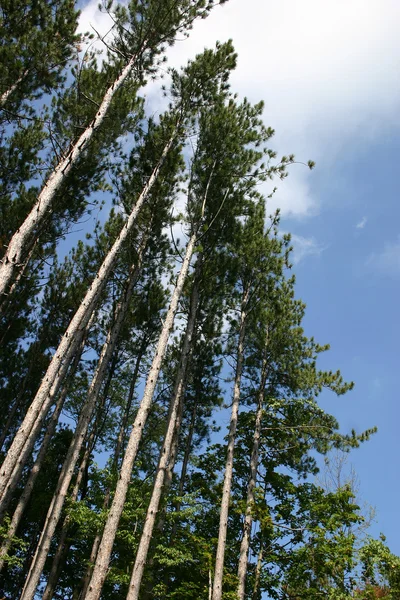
[
  {"xmin": 77, "ymin": 341, "xmax": 146, "ymax": 600},
  {"xmin": 0, "ymin": 128, "xmax": 177, "ymax": 504},
  {"xmin": 19, "ymin": 246, "xmax": 146, "ymax": 600},
  {"xmin": 41, "ymin": 424, "xmax": 98, "ymax": 600},
  {"xmin": 0, "ymin": 236, "xmax": 38, "ymax": 316},
  {"xmin": 0, "ymin": 288, "xmax": 61, "ymax": 452},
  {"xmin": 0, "ymin": 69, "xmax": 29, "ymax": 107},
  {"xmin": 140, "ymin": 401, "xmax": 185, "ymax": 600},
  {"xmin": 44, "ymin": 345, "xmax": 122, "ymax": 600},
  {"xmin": 84, "ymin": 230, "xmax": 198, "ymax": 600},
  {"xmin": 112, "ymin": 337, "xmax": 148, "ymax": 471},
  {"xmin": 169, "ymin": 398, "xmax": 198, "ymax": 542},
  {"xmin": 154, "ymin": 394, "xmax": 185, "ymax": 536},
  {"xmin": 237, "ymin": 335, "xmax": 269, "ymax": 600},
  {"xmin": 127, "ymin": 257, "xmax": 201, "ymax": 600},
  {"xmin": 0, "ymin": 321, "xmax": 91, "ymax": 571},
  {"xmin": 0, "ymin": 47, "xmax": 145, "ymax": 298},
  {"xmin": 212, "ymin": 285, "xmax": 250, "ymax": 600},
  {"xmin": 252, "ymin": 541, "xmax": 264, "ymax": 600},
  {"xmin": 0, "ymin": 331, "xmax": 84, "ymax": 520}
]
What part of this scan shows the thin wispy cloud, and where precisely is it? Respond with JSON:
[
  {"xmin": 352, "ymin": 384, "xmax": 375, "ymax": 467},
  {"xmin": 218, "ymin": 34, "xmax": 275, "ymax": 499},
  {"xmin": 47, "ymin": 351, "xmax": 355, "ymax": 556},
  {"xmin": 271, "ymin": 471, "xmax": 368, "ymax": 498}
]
[
  {"xmin": 287, "ymin": 234, "xmax": 326, "ymax": 265},
  {"xmin": 356, "ymin": 216, "xmax": 368, "ymax": 229},
  {"xmin": 367, "ymin": 236, "xmax": 400, "ymax": 276}
]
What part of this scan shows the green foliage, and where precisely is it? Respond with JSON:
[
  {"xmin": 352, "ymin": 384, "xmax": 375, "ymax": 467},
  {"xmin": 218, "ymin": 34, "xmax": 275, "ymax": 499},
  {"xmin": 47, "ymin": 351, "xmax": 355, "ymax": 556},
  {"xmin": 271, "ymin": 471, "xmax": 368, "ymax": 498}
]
[
  {"xmin": 0, "ymin": 516, "xmax": 27, "ymax": 568},
  {"xmin": 0, "ymin": 3, "xmax": 395, "ymax": 600},
  {"xmin": 357, "ymin": 538, "xmax": 400, "ymax": 599},
  {"xmin": 0, "ymin": 0, "xmax": 81, "ymax": 111}
]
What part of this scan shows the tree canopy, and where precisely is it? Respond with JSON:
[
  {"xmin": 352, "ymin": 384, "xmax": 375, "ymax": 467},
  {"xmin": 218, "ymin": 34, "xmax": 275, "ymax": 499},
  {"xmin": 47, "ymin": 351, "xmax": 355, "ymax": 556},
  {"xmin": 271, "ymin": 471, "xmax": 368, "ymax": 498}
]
[{"xmin": 0, "ymin": 2, "xmax": 396, "ymax": 600}]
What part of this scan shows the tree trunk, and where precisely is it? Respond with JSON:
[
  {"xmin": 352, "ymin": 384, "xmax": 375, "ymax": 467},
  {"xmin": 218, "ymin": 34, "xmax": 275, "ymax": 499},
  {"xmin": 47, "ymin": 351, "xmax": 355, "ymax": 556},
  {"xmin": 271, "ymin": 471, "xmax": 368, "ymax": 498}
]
[
  {"xmin": 0, "ymin": 131, "xmax": 176, "ymax": 504},
  {"xmin": 0, "ymin": 336, "xmax": 81, "ymax": 518},
  {"xmin": 169, "ymin": 400, "xmax": 198, "ymax": 541},
  {"xmin": 0, "ymin": 322, "xmax": 89, "ymax": 570},
  {"xmin": 0, "ymin": 236, "xmax": 38, "ymax": 316},
  {"xmin": 139, "ymin": 406, "xmax": 184, "ymax": 600},
  {"xmin": 41, "ymin": 428, "xmax": 97, "ymax": 600},
  {"xmin": 19, "ymin": 247, "xmax": 146, "ymax": 600},
  {"xmin": 0, "ymin": 387, "xmax": 26, "ymax": 453},
  {"xmin": 0, "ymin": 49, "xmax": 142, "ymax": 297},
  {"xmin": 126, "ymin": 259, "xmax": 200, "ymax": 600},
  {"xmin": 237, "ymin": 338, "xmax": 269, "ymax": 600},
  {"xmin": 212, "ymin": 286, "xmax": 249, "ymax": 600},
  {"xmin": 113, "ymin": 338, "xmax": 147, "ymax": 471},
  {"xmin": 0, "ymin": 69, "xmax": 29, "ymax": 107},
  {"xmin": 155, "ymin": 395, "xmax": 185, "ymax": 534},
  {"xmin": 45, "ymin": 352, "xmax": 119, "ymax": 600},
  {"xmin": 84, "ymin": 230, "xmax": 198, "ymax": 600},
  {"xmin": 77, "ymin": 343, "xmax": 145, "ymax": 600},
  {"xmin": 252, "ymin": 541, "xmax": 264, "ymax": 600}
]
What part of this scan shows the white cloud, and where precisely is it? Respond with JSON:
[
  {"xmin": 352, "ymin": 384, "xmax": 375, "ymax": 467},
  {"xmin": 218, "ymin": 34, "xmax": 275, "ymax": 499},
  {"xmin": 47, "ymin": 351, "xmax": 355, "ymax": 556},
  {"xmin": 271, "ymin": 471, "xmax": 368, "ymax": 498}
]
[
  {"xmin": 356, "ymin": 216, "xmax": 368, "ymax": 229},
  {"xmin": 283, "ymin": 233, "xmax": 325, "ymax": 264},
  {"xmin": 79, "ymin": 0, "xmax": 400, "ymax": 218},
  {"xmin": 367, "ymin": 236, "xmax": 400, "ymax": 276},
  {"xmin": 78, "ymin": 2, "xmax": 113, "ymax": 37},
  {"xmin": 147, "ymin": 0, "xmax": 400, "ymax": 217},
  {"xmin": 77, "ymin": 2, "xmax": 115, "ymax": 56}
]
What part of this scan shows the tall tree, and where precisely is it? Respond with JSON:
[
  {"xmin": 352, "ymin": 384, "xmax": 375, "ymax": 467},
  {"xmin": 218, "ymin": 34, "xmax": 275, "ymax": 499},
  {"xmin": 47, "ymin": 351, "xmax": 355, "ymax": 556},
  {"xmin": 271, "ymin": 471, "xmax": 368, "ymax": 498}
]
[
  {"xmin": 0, "ymin": 0, "xmax": 229, "ymax": 299},
  {"xmin": 0, "ymin": 0, "xmax": 80, "ymax": 110},
  {"xmin": 0, "ymin": 41, "xmax": 236, "ymax": 506}
]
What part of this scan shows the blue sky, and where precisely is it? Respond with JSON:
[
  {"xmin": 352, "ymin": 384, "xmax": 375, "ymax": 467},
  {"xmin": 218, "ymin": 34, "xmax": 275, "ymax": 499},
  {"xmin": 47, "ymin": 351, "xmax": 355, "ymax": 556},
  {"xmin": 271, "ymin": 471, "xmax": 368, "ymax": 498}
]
[
  {"xmin": 292, "ymin": 132, "xmax": 400, "ymax": 553},
  {"xmin": 78, "ymin": 0, "xmax": 400, "ymax": 556}
]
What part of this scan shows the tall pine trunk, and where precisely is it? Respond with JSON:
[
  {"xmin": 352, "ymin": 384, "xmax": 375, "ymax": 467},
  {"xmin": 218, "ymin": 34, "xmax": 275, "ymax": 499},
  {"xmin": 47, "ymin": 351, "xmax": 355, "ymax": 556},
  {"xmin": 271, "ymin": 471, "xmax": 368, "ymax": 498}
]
[
  {"xmin": 112, "ymin": 338, "xmax": 148, "ymax": 470},
  {"xmin": 0, "ymin": 129, "xmax": 177, "ymax": 504},
  {"xmin": 0, "ymin": 322, "xmax": 89, "ymax": 570},
  {"xmin": 0, "ymin": 69, "xmax": 29, "ymax": 107},
  {"xmin": 169, "ymin": 399, "xmax": 198, "ymax": 542},
  {"xmin": 237, "ymin": 338, "xmax": 269, "ymax": 600},
  {"xmin": 77, "ymin": 343, "xmax": 145, "ymax": 600},
  {"xmin": 19, "ymin": 246, "xmax": 146, "ymax": 600},
  {"xmin": 252, "ymin": 541, "xmax": 264, "ymax": 600},
  {"xmin": 41, "ymin": 426, "xmax": 98, "ymax": 600},
  {"xmin": 212, "ymin": 286, "xmax": 249, "ymax": 600},
  {"xmin": 0, "ymin": 334, "xmax": 83, "ymax": 519},
  {"xmin": 84, "ymin": 230, "xmax": 198, "ymax": 600},
  {"xmin": 126, "ymin": 258, "xmax": 200, "ymax": 600},
  {"xmin": 0, "ymin": 51, "xmax": 142, "ymax": 298}
]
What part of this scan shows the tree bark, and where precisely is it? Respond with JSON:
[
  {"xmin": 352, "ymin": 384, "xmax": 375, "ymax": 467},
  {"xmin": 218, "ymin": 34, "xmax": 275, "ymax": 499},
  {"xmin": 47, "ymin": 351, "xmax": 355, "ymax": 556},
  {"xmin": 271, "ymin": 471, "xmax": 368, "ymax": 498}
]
[
  {"xmin": 237, "ymin": 337, "xmax": 269, "ymax": 600},
  {"xmin": 45, "ymin": 350, "xmax": 119, "ymax": 600},
  {"xmin": 84, "ymin": 230, "xmax": 197, "ymax": 600},
  {"xmin": 41, "ymin": 428, "xmax": 97, "ymax": 600},
  {"xmin": 0, "ymin": 70, "xmax": 29, "ymax": 107},
  {"xmin": 113, "ymin": 338, "xmax": 148, "ymax": 471},
  {"xmin": 0, "ymin": 322, "xmax": 89, "ymax": 571},
  {"xmin": 252, "ymin": 541, "xmax": 264, "ymax": 600},
  {"xmin": 0, "ymin": 336, "xmax": 81, "ymax": 519},
  {"xmin": 212, "ymin": 286, "xmax": 249, "ymax": 600},
  {"xmin": 169, "ymin": 400, "xmax": 198, "ymax": 542},
  {"xmin": 19, "ymin": 246, "xmax": 146, "ymax": 600},
  {"xmin": 126, "ymin": 258, "xmax": 200, "ymax": 600},
  {"xmin": 77, "ymin": 342, "xmax": 145, "ymax": 600},
  {"xmin": 0, "ymin": 50, "xmax": 142, "ymax": 297},
  {"xmin": 0, "ymin": 128, "xmax": 177, "ymax": 504},
  {"xmin": 155, "ymin": 395, "xmax": 185, "ymax": 534}
]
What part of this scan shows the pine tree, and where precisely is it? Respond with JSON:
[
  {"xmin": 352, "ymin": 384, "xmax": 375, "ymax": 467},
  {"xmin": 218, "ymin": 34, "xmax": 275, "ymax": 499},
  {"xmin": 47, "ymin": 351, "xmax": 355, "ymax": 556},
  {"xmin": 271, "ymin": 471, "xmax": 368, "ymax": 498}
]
[
  {"xmin": 0, "ymin": 0, "xmax": 230, "ymax": 300},
  {"xmin": 0, "ymin": 7, "xmax": 397, "ymax": 599},
  {"xmin": 0, "ymin": 0, "xmax": 80, "ymax": 110},
  {"xmin": 0, "ymin": 41, "xmax": 236, "ymax": 508}
]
